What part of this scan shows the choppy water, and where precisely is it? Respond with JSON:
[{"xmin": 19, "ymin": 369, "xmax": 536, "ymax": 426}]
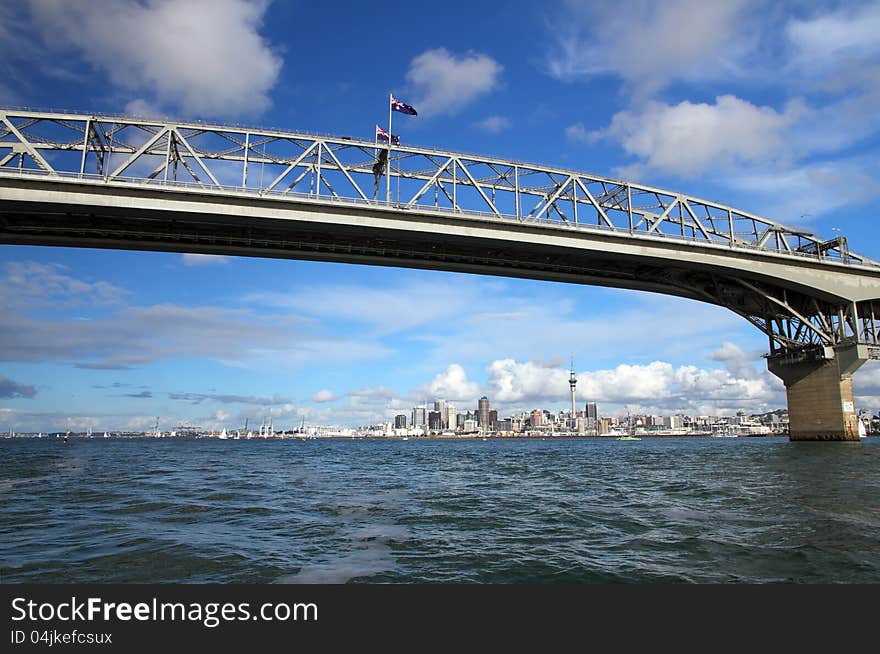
[{"xmin": 1, "ymin": 436, "xmax": 879, "ymax": 583}]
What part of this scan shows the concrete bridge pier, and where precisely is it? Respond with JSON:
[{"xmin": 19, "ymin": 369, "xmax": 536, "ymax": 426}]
[{"xmin": 767, "ymin": 345, "xmax": 868, "ymax": 441}]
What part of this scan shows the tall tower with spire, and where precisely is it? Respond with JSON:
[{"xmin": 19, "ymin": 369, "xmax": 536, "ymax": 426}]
[{"xmin": 569, "ymin": 355, "xmax": 577, "ymax": 423}]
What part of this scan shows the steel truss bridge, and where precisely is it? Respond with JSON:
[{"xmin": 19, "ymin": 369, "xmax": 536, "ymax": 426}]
[{"xmin": 0, "ymin": 108, "xmax": 878, "ymax": 363}]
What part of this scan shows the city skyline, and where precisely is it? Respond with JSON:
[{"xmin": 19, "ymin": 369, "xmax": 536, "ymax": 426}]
[{"xmin": 1, "ymin": 1, "xmax": 879, "ymax": 432}]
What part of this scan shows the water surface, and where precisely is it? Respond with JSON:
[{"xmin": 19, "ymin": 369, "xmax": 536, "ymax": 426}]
[{"xmin": 2, "ymin": 437, "xmax": 878, "ymax": 583}]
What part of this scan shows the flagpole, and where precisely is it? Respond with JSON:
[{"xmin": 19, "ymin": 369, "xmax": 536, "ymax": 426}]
[{"xmin": 386, "ymin": 92, "xmax": 392, "ymax": 204}]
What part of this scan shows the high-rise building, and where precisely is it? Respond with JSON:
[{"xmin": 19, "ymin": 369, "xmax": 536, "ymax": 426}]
[
  {"xmin": 434, "ymin": 399, "xmax": 447, "ymax": 425},
  {"xmin": 488, "ymin": 409, "xmax": 497, "ymax": 429},
  {"xmin": 478, "ymin": 396, "xmax": 490, "ymax": 430},
  {"xmin": 428, "ymin": 411, "xmax": 443, "ymax": 430},
  {"xmin": 446, "ymin": 404, "xmax": 457, "ymax": 432},
  {"xmin": 394, "ymin": 414, "xmax": 407, "ymax": 429},
  {"xmin": 585, "ymin": 402, "xmax": 598, "ymax": 435},
  {"xmin": 569, "ymin": 356, "xmax": 577, "ymax": 419},
  {"xmin": 530, "ymin": 409, "xmax": 543, "ymax": 427},
  {"xmin": 412, "ymin": 406, "xmax": 426, "ymax": 427}
]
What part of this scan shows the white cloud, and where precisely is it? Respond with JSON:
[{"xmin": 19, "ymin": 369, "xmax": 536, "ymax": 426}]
[
  {"xmin": 785, "ymin": 2, "xmax": 880, "ymax": 84},
  {"xmin": 311, "ymin": 389, "xmax": 338, "ymax": 403},
  {"xmin": 593, "ymin": 95, "xmax": 801, "ymax": 178},
  {"xmin": 547, "ymin": 0, "xmax": 755, "ymax": 96},
  {"xmin": 727, "ymin": 157, "xmax": 880, "ymax": 223},
  {"xmin": 474, "ymin": 115, "xmax": 511, "ymax": 133},
  {"xmin": 1, "ymin": 261, "xmax": 128, "ymax": 307},
  {"xmin": 181, "ymin": 253, "xmax": 232, "ymax": 266},
  {"xmin": 564, "ymin": 122, "xmax": 592, "ymax": 144},
  {"xmin": 406, "ymin": 48, "xmax": 502, "ymax": 116},
  {"xmin": 412, "ymin": 364, "xmax": 482, "ymax": 404},
  {"xmin": 29, "ymin": 0, "xmax": 282, "ymax": 117},
  {"xmin": 483, "ymin": 357, "xmax": 782, "ymax": 416},
  {"xmin": 707, "ymin": 341, "xmax": 761, "ymax": 380}
]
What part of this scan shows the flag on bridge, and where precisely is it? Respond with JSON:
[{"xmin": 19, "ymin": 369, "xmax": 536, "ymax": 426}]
[
  {"xmin": 391, "ymin": 95, "xmax": 418, "ymax": 116},
  {"xmin": 376, "ymin": 125, "xmax": 399, "ymax": 145}
]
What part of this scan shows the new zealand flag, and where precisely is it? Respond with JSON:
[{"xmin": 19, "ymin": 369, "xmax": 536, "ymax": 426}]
[
  {"xmin": 376, "ymin": 125, "xmax": 400, "ymax": 145},
  {"xmin": 391, "ymin": 95, "xmax": 418, "ymax": 116}
]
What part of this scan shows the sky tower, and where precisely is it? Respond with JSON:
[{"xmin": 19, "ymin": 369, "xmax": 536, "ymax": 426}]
[{"xmin": 569, "ymin": 355, "xmax": 577, "ymax": 420}]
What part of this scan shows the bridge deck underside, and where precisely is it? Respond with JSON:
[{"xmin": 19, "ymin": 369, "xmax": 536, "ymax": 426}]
[{"xmin": 2, "ymin": 187, "xmax": 878, "ymax": 358}]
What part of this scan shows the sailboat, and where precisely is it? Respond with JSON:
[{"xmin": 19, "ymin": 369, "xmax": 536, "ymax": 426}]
[
  {"xmin": 218, "ymin": 428, "xmax": 228, "ymax": 440},
  {"xmin": 859, "ymin": 420, "xmax": 867, "ymax": 438}
]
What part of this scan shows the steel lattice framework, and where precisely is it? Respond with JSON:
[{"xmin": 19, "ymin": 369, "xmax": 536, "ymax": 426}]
[{"xmin": 1, "ymin": 108, "xmax": 878, "ymax": 359}]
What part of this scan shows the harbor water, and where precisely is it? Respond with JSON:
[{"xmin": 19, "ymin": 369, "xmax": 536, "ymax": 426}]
[{"xmin": 2, "ymin": 436, "xmax": 879, "ymax": 583}]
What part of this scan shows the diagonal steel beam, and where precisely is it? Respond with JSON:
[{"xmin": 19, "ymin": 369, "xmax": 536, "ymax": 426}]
[
  {"xmin": 1, "ymin": 117, "xmax": 55, "ymax": 173},
  {"xmin": 574, "ymin": 178, "xmax": 614, "ymax": 228},
  {"xmin": 455, "ymin": 159, "xmax": 500, "ymax": 216},
  {"xmin": 266, "ymin": 142, "xmax": 317, "ymax": 192},
  {"xmin": 320, "ymin": 143, "xmax": 368, "ymax": 201},
  {"xmin": 171, "ymin": 129, "xmax": 220, "ymax": 187},
  {"xmin": 110, "ymin": 127, "xmax": 169, "ymax": 178}
]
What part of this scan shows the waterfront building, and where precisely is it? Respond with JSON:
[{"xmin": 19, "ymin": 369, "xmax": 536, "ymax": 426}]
[
  {"xmin": 412, "ymin": 406, "xmax": 426, "ymax": 427},
  {"xmin": 478, "ymin": 396, "xmax": 490, "ymax": 430},
  {"xmin": 530, "ymin": 409, "xmax": 543, "ymax": 427},
  {"xmin": 446, "ymin": 404, "xmax": 457, "ymax": 432},
  {"xmin": 463, "ymin": 418, "xmax": 478, "ymax": 433},
  {"xmin": 428, "ymin": 411, "xmax": 443, "ymax": 431},
  {"xmin": 434, "ymin": 399, "xmax": 447, "ymax": 426},
  {"xmin": 394, "ymin": 414, "xmax": 407, "ymax": 429}
]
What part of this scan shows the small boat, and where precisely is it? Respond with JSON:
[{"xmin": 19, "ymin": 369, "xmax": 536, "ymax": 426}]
[{"xmin": 616, "ymin": 436, "xmax": 641, "ymax": 441}]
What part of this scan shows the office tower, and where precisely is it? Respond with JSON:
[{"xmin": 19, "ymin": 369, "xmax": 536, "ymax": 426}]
[
  {"xmin": 488, "ymin": 409, "xmax": 497, "ymax": 429},
  {"xmin": 434, "ymin": 399, "xmax": 447, "ymax": 425},
  {"xmin": 585, "ymin": 402, "xmax": 598, "ymax": 435},
  {"xmin": 412, "ymin": 406, "xmax": 426, "ymax": 427},
  {"xmin": 394, "ymin": 414, "xmax": 407, "ymax": 429},
  {"xmin": 530, "ymin": 409, "xmax": 543, "ymax": 427},
  {"xmin": 428, "ymin": 411, "xmax": 443, "ymax": 430},
  {"xmin": 478, "ymin": 396, "xmax": 490, "ymax": 430},
  {"xmin": 446, "ymin": 404, "xmax": 457, "ymax": 432}
]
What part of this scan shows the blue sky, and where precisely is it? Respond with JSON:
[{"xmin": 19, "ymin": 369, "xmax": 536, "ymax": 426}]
[{"xmin": 1, "ymin": 0, "xmax": 879, "ymax": 431}]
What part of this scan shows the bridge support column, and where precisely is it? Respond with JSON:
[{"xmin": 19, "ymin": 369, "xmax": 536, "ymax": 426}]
[{"xmin": 767, "ymin": 345, "xmax": 868, "ymax": 441}]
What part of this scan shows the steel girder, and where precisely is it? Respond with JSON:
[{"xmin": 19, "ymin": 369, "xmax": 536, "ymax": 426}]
[{"xmin": 1, "ymin": 109, "xmax": 878, "ymax": 357}]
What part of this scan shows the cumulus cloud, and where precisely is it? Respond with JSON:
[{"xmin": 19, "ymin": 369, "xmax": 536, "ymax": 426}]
[
  {"xmin": 592, "ymin": 95, "xmax": 801, "ymax": 178},
  {"xmin": 406, "ymin": 48, "xmax": 502, "ymax": 116},
  {"xmin": 483, "ymin": 357, "xmax": 782, "ymax": 415},
  {"xmin": 28, "ymin": 0, "xmax": 282, "ymax": 117},
  {"xmin": 707, "ymin": 341, "xmax": 762, "ymax": 380},
  {"xmin": 547, "ymin": 0, "xmax": 754, "ymax": 96},
  {"xmin": 412, "ymin": 364, "xmax": 482, "ymax": 403},
  {"xmin": 0, "ymin": 376, "xmax": 37, "ymax": 399}
]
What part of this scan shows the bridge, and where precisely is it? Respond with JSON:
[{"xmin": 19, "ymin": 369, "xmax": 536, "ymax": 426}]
[{"xmin": 1, "ymin": 108, "xmax": 878, "ymax": 440}]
